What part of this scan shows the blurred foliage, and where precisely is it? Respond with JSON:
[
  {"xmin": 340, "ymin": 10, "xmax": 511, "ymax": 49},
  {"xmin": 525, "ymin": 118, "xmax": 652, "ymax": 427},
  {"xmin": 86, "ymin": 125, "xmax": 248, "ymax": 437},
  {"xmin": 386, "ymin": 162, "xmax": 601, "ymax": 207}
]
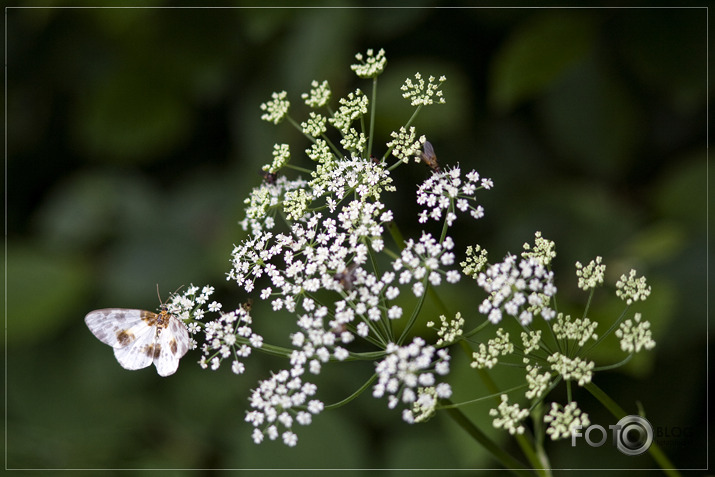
[{"xmin": 5, "ymin": 3, "xmax": 709, "ymax": 474}]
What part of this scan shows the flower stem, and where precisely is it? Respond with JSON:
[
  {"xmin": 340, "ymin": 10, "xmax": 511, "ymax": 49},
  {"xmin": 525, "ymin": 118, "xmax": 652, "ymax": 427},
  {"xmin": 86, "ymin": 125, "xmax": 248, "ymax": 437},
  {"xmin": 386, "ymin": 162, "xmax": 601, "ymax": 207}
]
[
  {"xmin": 458, "ymin": 341, "xmax": 546, "ymax": 473},
  {"xmin": 442, "ymin": 401, "xmax": 532, "ymax": 476},
  {"xmin": 324, "ymin": 374, "xmax": 378, "ymax": 410},
  {"xmin": 367, "ymin": 76, "xmax": 378, "ymax": 158}
]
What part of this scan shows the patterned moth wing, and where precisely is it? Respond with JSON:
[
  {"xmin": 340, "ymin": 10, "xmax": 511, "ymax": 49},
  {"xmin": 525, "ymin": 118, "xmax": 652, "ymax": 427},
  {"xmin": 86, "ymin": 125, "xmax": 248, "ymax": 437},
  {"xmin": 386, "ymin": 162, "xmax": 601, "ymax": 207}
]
[
  {"xmin": 154, "ymin": 314, "xmax": 191, "ymax": 377},
  {"xmin": 85, "ymin": 308, "xmax": 190, "ymax": 376}
]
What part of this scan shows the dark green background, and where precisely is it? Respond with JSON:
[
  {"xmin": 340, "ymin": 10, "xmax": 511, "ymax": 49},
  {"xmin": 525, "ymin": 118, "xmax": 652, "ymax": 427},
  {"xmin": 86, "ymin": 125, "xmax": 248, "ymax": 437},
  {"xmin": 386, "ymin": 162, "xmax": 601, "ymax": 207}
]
[{"xmin": 6, "ymin": 3, "xmax": 710, "ymax": 474}]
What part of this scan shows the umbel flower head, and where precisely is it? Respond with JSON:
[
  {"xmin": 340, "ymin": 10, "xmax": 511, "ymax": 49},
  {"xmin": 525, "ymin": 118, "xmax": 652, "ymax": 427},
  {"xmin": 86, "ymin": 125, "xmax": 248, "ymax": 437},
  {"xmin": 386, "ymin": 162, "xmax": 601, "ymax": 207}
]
[
  {"xmin": 476, "ymin": 254, "xmax": 557, "ymax": 325},
  {"xmin": 216, "ymin": 47, "xmax": 486, "ymax": 446},
  {"xmin": 100, "ymin": 47, "xmax": 658, "ymax": 457}
]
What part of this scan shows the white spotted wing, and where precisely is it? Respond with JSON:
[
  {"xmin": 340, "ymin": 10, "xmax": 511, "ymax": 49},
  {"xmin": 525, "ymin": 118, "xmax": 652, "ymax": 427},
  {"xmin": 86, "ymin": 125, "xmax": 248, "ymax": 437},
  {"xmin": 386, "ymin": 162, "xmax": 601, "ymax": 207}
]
[{"xmin": 84, "ymin": 308, "xmax": 190, "ymax": 377}]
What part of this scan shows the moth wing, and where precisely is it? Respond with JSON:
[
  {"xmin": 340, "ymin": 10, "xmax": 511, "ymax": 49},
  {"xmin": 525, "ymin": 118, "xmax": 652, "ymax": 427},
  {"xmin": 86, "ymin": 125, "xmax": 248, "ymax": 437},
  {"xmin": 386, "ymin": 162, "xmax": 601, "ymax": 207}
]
[
  {"xmin": 154, "ymin": 317, "xmax": 190, "ymax": 377},
  {"xmin": 84, "ymin": 309, "xmax": 149, "ymax": 348},
  {"xmin": 113, "ymin": 326, "xmax": 158, "ymax": 371}
]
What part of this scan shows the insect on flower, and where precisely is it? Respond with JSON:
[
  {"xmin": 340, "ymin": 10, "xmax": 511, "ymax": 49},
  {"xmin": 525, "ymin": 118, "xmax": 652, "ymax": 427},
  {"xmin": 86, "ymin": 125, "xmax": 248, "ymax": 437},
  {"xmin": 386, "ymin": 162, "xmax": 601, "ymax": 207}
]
[
  {"xmin": 420, "ymin": 140, "xmax": 441, "ymax": 172},
  {"xmin": 259, "ymin": 170, "xmax": 278, "ymax": 184},
  {"xmin": 84, "ymin": 287, "xmax": 190, "ymax": 377},
  {"xmin": 334, "ymin": 263, "xmax": 359, "ymax": 291}
]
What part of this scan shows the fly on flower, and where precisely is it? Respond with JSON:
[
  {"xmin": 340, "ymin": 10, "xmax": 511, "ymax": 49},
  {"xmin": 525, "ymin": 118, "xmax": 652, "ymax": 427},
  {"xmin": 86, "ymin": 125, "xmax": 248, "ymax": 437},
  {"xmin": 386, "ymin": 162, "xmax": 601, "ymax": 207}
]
[
  {"xmin": 335, "ymin": 263, "xmax": 359, "ymax": 291},
  {"xmin": 420, "ymin": 140, "xmax": 441, "ymax": 172},
  {"xmin": 259, "ymin": 170, "xmax": 278, "ymax": 184},
  {"xmin": 84, "ymin": 287, "xmax": 190, "ymax": 377}
]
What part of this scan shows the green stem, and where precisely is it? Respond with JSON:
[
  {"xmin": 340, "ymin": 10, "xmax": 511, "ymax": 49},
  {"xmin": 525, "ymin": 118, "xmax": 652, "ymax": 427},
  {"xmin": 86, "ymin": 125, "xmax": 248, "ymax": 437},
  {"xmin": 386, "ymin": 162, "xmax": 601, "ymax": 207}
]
[
  {"xmin": 582, "ymin": 288, "xmax": 595, "ymax": 321},
  {"xmin": 581, "ymin": 305, "xmax": 630, "ymax": 357},
  {"xmin": 441, "ymin": 383, "xmax": 528, "ymax": 408},
  {"xmin": 285, "ymin": 115, "xmax": 316, "ymax": 144},
  {"xmin": 593, "ymin": 353, "xmax": 633, "ymax": 372},
  {"xmin": 427, "ymin": 283, "xmax": 449, "ymax": 316},
  {"xmin": 531, "ymin": 400, "xmax": 553, "ymax": 475},
  {"xmin": 319, "ymin": 133, "xmax": 344, "ymax": 158},
  {"xmin": 584, "ymin": 382, "xmax": 681, "ymax": 477},
  {"xmin": 397, "ymin": 277, "xmax": 430, "ymax": 345},
  {"xmin": 284, "ymin": 164, "xmax": 313, "ymax": 174},
  {"xmin": 324, "ymin": 374, "xmax": 378, "ymax": 410},
  {"xmin": 367, "ymin": 76, "xmax": 378, "ymax": 158},
  {"xmin": 443, "ymin": 402, "xmax": 532, "ymax": 476},
  {"xmin": 386, "ymin": 221, "xmax": 406, "ymax": 250},
  {"xmin": 383, "ymin": 105, "xmax": 424, "ymax": 166},
  {"xmin": 365, "ymin": 239, "xmax": 394, "ymax": 342},
  {"xmin": 457, "ymin": 342, "xmax": 545, "ymax": 472},
  {"xmin": 462, "ymin": 319, "xmax": 491, "ymax": 339}
]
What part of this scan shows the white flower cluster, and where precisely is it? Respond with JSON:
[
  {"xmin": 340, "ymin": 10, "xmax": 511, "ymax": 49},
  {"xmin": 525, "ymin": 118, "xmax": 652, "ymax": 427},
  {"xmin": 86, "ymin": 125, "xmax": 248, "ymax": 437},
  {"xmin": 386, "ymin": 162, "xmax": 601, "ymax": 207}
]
[
  {"xmin": 312, "ymin": 157, "xmax": 395, "ymax": 206},
  {"xmin": 552, "ymin": 313, "xmax": 598, "ymax": 347},
  {"xmin": 547, "ymin": 353, "xmax": 594, "ymax": 386},
  {"xmin": 616, "ymin": 269, "xmax": 651, "ymax": 305},
  {"xmin": 229, "ymin": 48, "xmax": 505, "ymax": 447},
  {"xmin": 544, "ymin": 401, "xmax": 590, "ymax": 440},
  {"xmin": 392, "ymin": 233, "xmax": 460, "ymax": 296},
  {"xmin": 301, "ymin": 111, "xmax": 328, "ymax": 138},
  {"xmin": 521, "ymin": 231, "xmax": 556, "ymax": 266},
  {"xmin": 401, "ymin": 72, "xmax": 446, "ymax": 106},
  {"xmin": 477, "ymin": 255, "xmax": 557, "ymax": 325},
  {"xmin": 461, "ymin": 244, "xmax": 488, "ymax": 280},
  {"xmin": 520, "ymin": 329, "xmax": 541, "ymax": 354},
  {"xmin": 238, "ymin": 175, "xmax": 310, "ymax": 235},
  {"xmin": 350, "ymin": 48, "xmax": 387, "ymax": 78},
  {"xmin": 260, "ymin": 90, "xmax": 290, "ymax": 124},
  {"xmin": 427, "ymin": 312, "xmax": 464, "ymax": 346},
  {"xmin": 290, "ymin": 302, "xmax": 353, "ymax": 375},
  {"xmin": 615, "ymin": 313, "xmax": 656, "ymax": 353},
  {"xmin": 245, "ymin": 369, "xmax": 324, "ymax": 447},
  {"xmin": 262, "ymin": 143, "xmax": 291, "ymax": 174},
  {"xmin": 167, "ymin": 284, "xmax": 217, "ymax": 322},
  {"xmin": 168, "ymin": 284, "xmax": 222, "ymax": 350},
  {"xmin": 301, "ymin": 80, "xmax": 331, "ymax": 108},
  {"xmin": 387, "ymin": 126, "xmax": 423, "ymax": 163},
  {"xmin": 416, "ymin": 166, "xmax": 492, "ymax": 226},
  {"xmin": 231, "ymin": 209, "xmax": 406, "ymax": 345},
  {"xmin": 405, "ymin": 386, "xmax": 444, "ymax": 423},
  {"xmin": 470, "ymin": 328, "xmax": 513, "ymax": 369},
  {"xmin": 525, "ymin": 364, "xmax": 551, "ymax": 400},
  {"xmin": 200, "ymin": 305, "xmax": 263, "ymax": 374},
  {"xmin": 489, "ymin": 394, "xmax": 529, "ymax": 435},
  {"xmin": 373, "ymin": 337, "xmax": 452, "ymax": 422},
  {"xmin": 575, "ymin": 256, "xmax": 606, "ymax": 290},
  {"xmin": 329, "ymin": 89, "xmax": 368, "ymax": 134}
]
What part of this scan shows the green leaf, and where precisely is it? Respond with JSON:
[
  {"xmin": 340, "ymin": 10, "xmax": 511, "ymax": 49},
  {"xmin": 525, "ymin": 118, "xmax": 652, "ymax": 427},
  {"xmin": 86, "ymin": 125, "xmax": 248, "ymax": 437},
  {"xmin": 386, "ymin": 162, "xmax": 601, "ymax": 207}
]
[{"xmin": 489, "ymin": 13, "xmax": 596, "ymax": 112}]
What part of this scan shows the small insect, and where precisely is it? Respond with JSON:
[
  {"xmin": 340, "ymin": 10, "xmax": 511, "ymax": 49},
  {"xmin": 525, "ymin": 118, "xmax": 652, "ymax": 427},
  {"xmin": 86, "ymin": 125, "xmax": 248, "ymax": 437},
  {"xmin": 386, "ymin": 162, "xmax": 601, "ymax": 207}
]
[
  {"xmin": 334, "ymin": 263, "xmax": 359, "ymax": 291},
  {"xmin": 259, "ymin": 169, "xmax": 278, "ymax": 184},
  {"xmin": 84, "ymin": 287, "xmax": 190, "ymax": 377},
  {"xmin": 420, "ymin": 140, "xmax": 441, "ymax": 173}
]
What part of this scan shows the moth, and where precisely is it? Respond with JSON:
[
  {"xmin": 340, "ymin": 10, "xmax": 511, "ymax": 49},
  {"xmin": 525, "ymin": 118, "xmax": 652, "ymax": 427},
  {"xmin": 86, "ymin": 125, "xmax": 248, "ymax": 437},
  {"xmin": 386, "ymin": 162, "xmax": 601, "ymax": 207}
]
[
  {"xmin": 84, "ymin": 293, "xmax": 190, "ymax": 377},
  {"xmin": 420, "ymin": 140, "xmax": 441, "ymax": 173}
]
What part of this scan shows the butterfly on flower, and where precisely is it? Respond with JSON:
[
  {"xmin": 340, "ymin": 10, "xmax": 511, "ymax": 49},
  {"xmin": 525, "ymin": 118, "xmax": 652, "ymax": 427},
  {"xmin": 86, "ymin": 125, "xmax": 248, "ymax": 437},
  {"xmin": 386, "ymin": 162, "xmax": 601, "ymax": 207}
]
[{"xmin": 84, "ymin": 289, "xmax": 190, "ymax": 377}]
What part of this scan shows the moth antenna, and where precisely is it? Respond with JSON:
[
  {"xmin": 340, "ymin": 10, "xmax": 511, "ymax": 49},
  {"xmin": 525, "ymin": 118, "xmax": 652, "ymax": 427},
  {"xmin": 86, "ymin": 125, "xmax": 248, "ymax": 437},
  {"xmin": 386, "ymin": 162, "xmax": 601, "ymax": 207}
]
[{"xmin": 171, "ymin": 285, "xmax": 185, "ymax": 298}]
